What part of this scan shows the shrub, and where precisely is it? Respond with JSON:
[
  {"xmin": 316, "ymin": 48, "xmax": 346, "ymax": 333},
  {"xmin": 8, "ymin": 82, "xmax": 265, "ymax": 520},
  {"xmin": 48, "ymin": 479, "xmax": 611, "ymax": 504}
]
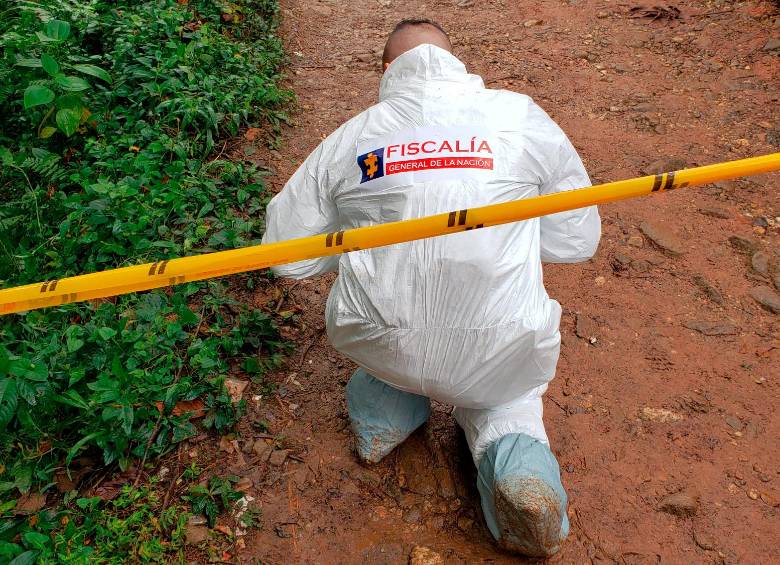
[{"xmin": 0, "ymin": 1, "xmax": 291, "ymax": 558}]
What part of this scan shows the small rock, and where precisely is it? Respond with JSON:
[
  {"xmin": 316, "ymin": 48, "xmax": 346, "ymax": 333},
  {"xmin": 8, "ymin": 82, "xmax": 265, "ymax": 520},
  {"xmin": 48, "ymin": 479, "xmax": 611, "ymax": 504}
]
[
  {"xmin": 640, "ymin": 222, "xmax": 686, "ymax": 256},
  {"xmin": 611, "ymin": 253, "xmax": 632, "ymax": 272},
  {"xmin": 728, "ymin": 235, "xmax": 758, "ymax": 254},
  {"xmin": 692, "ymin": 274, "xmax": 725, "ymax": 306},
  {"xmin": 683, "ymin": 320, "xmax": 738, "ymax": 336},
  {"xmin": 362, "ymin": 543, "xmax": 405, "ymax": 562},
  {"xmin": 640, "ymin": 407, "xmax": 683, "ymax": 423},
  {"xmin": 752, "ymin": 217, "xmax": 769, "ymax": 228},
  {"xmin": 747, "ymin": 489, "xmax": 759, "ymax": 500},
  {"xmin": 575, "ymin": 314, "xmax": 599, "ymax": 343},
  {"xmin": 457, "ymin": 515, "xmax": 474, "ymax": 531},
  {"xmin": 403, "ymin": 506, "xmax": 422, "ymax": 524},
  {"xmin": 409, "ymin": 546, "xmax": 445, "ymax": 565},
  {"xmin": 596, "ymin": 11, "xmax": 609, "ymax": 18},
  {"xmin": 693, "ymin": 527, "xmax": 716, "ymax": 551},
  {"xmin": 724, "ymin": 415, "xmax": 742, "ymax": 431},
  {"xmin": 773, "ymin": 273, "xmax": 780, "ymax": 292},
  {"xmin": 241, "ymin": 144, "xmax": 257, "ymax": 157},
  {"xmin": 185, "ymin": 524, "xmax": 209, "ymax": 545},
  {"xmin": 189, "ymin": 515, "xmax": 208, "ymax": 526},
  {"xmin": 523, "ymin": 19, "xmax": 541, "ymax": 27},
  {"xmin": 643, "ymin": 158, "xmax": 686, "ymax": 175},
  {"xmin": 698, "ymin": 206, "xmax": 731, "ymax": 219},
  {"xmin": 750, "ymin": 287, "xmax": 780, "ymax": 313},
  {"xmin": 631, "ymin": 259, "xmax": 650, "ymax": 273},
  {"xmin": 269, "ymin": 449, "xmax": 290, "ymax": 467},
  {"xmin": 354, "ymin": 53, "xmax": 373, "ymax": 64},
  {"xmin": 658, "ymin": 491, "xmax": 699, "ymax": 517},
  {"xmin": 628, "ymin": 235, "xmax": 644, "ymax": 247},
  {"xmin": 633, "ymin": 103, "xmax": 658, "ymax": 113},
  {"xmin": 252, "ymin": 440, "xmax": 273, "ymax": 462},
  {"xmin": 751, "ymin": 251, "xmax": 770, "ymax": 277},
  {"xmin": 762, "ymin": 38, "xmax": 780, "ymax": 52}
]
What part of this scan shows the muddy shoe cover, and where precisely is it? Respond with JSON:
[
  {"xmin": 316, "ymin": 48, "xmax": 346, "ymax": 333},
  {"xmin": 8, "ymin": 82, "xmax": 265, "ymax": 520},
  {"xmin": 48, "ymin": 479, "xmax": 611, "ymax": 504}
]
[
  {"xmin": 346, "ymin": 368, "xmax": 431, "ymax": 464},
  {"xmin": 477, "ymin": 433, "xmax": 569, "ymax": 557}
]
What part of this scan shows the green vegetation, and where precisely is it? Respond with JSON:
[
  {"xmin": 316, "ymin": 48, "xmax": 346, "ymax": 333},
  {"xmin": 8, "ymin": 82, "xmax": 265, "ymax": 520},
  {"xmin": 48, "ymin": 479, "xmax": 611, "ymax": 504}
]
[{"xmin": 1, "ymin": 0, "xmax": 291, "ymax": 561}]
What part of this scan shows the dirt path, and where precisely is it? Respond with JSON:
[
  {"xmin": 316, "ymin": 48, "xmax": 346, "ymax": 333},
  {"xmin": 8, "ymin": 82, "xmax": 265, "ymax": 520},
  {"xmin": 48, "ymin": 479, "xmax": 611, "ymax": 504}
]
[{"xmin": 232, "ymin": 1, "xmax": 780, "ymax": 563}]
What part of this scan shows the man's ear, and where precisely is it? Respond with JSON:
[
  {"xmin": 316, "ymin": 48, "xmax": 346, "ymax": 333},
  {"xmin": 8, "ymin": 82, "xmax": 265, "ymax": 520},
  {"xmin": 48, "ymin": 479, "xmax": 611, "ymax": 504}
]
[{"xmin": 383, "ymin": 62, "xmax": 390, "ymax": 73}]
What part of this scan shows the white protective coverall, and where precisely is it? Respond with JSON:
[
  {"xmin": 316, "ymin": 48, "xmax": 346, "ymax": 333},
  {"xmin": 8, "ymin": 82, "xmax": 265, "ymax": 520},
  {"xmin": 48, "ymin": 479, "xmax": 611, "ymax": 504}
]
[{"xmin": 262, "ymin": 44, "xmax": 601, "ymax": 464}]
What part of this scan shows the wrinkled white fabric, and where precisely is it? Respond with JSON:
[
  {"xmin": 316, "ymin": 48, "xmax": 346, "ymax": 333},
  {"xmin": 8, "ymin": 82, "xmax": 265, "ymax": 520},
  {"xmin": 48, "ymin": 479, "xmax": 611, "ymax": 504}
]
[
  {"xmin": 454, "ymin": 384, "xmax": 548, "ymax": 465},
  {"xmin": 262, "ymin": 44, "xmax": 601, "ymax": 412}
]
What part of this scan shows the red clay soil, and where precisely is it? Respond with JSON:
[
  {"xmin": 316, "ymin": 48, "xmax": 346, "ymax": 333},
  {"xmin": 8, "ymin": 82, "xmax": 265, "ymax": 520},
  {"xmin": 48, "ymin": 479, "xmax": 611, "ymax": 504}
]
[{"xmin": 226, "ymin": 1, "xmax": 780, "ymax": 563}]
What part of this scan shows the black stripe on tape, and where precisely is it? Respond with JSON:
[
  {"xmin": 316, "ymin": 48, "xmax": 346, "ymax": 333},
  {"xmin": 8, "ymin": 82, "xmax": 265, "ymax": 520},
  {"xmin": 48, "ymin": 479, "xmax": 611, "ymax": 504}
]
[
  {"xmin": 48, "ymin": 280, "xmax": 58, "ymax": 292},
  {"xmin": 664, "ymin": 171, "xmax": 676, "ymax": 191},
  {"xmin": 447, "ymin": 212, "xmax": 456, "ymax": 227},
  {"xmin": 652, "ymin": 174, "xmax": 664, "ymax": 192},
  {"xmin": 335, "ymin": 231, "xmax": 344, "ymax": 246},
  {"xmin": 158, "ymin": 260, "xmax": 169, "ymax": 275},
  {"xmin": 325, "ymin": 233, "xmax": 334, "ymax": 248},
  {"xmin": 148, "ymin": 262, "xmax": 159, "ymax": 276},
  {"xmin": 458, "ymin": 210, "xmax": 468, "ymax": 226},
  {"xmin": 40, "ymin": 282, "xmax": 49, "ymax": 293}
]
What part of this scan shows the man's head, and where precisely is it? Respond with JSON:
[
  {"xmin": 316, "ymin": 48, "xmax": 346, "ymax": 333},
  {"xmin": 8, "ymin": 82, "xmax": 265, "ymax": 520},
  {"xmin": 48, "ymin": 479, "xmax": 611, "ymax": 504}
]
[{"xmin": 382, "ymin": 18, "xmax": 452, "ymax": 71}]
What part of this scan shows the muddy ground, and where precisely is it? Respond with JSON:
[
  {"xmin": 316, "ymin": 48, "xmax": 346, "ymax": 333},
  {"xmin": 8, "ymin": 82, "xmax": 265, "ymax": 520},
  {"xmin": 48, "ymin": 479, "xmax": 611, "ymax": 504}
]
[{"xmin": 196, "ymin": 1, "xmax": 780, "ymax": 563}]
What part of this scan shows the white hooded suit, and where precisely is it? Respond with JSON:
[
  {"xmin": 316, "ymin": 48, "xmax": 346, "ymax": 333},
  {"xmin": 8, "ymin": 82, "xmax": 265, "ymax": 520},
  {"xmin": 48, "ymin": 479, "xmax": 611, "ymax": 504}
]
[{"xmin": 262, "ymin": 44, "xmax": 601, "ymax": 462}]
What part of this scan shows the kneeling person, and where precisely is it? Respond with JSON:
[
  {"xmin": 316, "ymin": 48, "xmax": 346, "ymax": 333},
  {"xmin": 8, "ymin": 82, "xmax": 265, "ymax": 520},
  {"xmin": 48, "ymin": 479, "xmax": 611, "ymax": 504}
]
[{"xmin": 262, "ymin": 18, "xmax": 601, "ymax": 557}]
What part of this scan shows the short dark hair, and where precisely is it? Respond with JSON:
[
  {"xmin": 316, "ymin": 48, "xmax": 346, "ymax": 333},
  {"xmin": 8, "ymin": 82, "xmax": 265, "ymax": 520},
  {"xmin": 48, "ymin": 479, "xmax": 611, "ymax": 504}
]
[{"xmin": 391, "ymin": 18, "xmax": 449, "ymax": 39}]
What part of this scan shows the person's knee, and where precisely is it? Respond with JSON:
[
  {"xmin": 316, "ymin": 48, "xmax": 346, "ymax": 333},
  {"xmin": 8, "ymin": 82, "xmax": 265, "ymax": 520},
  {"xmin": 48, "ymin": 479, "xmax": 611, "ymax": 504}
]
[
  {"xmin": 345, "ymin": 368, "xmax": 431, "ymax": 463},
  {"xmin": 477, "ymin": 433, "xmax": 568, "ymax": 557}
]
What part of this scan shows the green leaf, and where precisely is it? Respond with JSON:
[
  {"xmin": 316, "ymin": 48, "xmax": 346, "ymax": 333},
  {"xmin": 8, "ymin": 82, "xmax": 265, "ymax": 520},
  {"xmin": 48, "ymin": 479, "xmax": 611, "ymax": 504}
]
[
  {"xmin": 40, "ymin": 54, "xmax": 59, "ymax": 76},
  {"xmin": 111, "ymin": 355, "xmax": 128, "ymax": 379},
  {"xmin": 9, "ymin": 550, "xmax": 39, "ymax": 565},
  {"xmin": 55, "ymin": 94, "xmax": 84, "ymax": 111},
  {"xmin": 65, "ymin": 432, "xmax": 100, "ymax": 465},
  {"xmin": 0, "ymin": 147, "xmax": 12, "ymax": 167},
  {"xmin": 72, "ymin": 64, "xmax": 111, "ymax": 84},
  {"xmin": 66, "ymin": 335, "xmax": 84, "ymax": 353},
  {"xmin": 0, "ymin": 541, "xmax": 21, "ymax": 558},
  {"xmin": 68, "ymin": 368, "xmax": 86, "ymax": 387},
  {"xmin": 14, "ymin": 57, "xmax": 42, "ymax": 68},
  {"xmin": 23, "ymin": 85, "xmax": 55, "ymax": 109},
  {"xmin": 0, "ymin": 379, "xmax": 18, "ymax": 428},
  {"xmin": 21, "ymin": 532, "xmax": 49, "ymax": 551},
  {"xmin": 97, "ymin": 327, "xmax": 116, "ymax": 340},
  {"xmin": 56, "ymin": 389, "xmax": 90, "ymax": 410},
  {"xmin": 56, "ymin": 108, "xmax": 80, "ymax": 137},
  {"xmin": 0, "ymin": 347, "xmax": 10, "ymax": 375},
  {"xmin": 9, "ymin": 359, "xmax": 47, "ymax": 382},
  {"xmin": 55, "ymin": 76, "xmax": 90, "ymax": 92},
  {"xmin": 38, "ymin": 126, "xmax": 57, "ymax": 139},
  {"xmin": 45, "ymin": 20, "xmax": 71, "ymax": 41},
  {"xmin": 119, "ymin": 405, "xmax": 133, "ymax": 436}
]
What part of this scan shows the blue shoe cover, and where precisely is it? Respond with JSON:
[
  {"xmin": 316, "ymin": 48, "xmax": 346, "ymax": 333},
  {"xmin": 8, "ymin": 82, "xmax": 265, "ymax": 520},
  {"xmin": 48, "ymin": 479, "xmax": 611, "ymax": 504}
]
[
  {"xmin": 346, "ymin": 369, "xmax": 431, "ymax": 464},
  {"xmin": 477, "ymin": 433, "xmax": 569, "ymax": 557}
]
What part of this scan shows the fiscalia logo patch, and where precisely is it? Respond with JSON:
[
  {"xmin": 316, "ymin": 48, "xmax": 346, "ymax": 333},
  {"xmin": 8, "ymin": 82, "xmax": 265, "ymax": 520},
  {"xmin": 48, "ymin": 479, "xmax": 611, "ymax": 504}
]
[
  {"xmin": 358, "ymin": 148, "xmax": 385, "ymax": 183},
  {"xmin": 356, "ymin": 127, "xmax": 496, "ymax": 185}
]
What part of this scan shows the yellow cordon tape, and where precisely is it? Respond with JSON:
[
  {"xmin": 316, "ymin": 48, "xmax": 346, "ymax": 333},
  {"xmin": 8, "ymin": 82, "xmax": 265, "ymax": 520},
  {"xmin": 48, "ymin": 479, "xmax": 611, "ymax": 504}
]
[{"xmin": 1, "ymin": 153, "xmax": 779, "ymax": 316}]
